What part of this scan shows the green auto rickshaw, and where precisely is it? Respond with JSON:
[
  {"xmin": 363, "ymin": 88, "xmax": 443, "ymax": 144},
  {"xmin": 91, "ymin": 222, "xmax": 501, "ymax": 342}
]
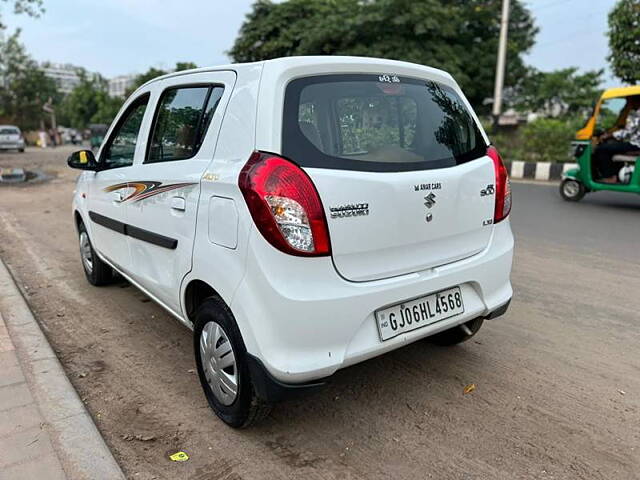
[{"xmin": 560, "ymin": 86, "xmax": 640, "ymax": 201}]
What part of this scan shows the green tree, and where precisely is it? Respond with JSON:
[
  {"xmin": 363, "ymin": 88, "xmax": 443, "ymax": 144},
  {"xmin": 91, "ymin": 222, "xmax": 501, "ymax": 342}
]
[
  {"xmin": 229, "ymin": 0, "xmax": 537, "ymax": 111},
  {"xmin": 491, "ymin": 116, "xmax": 585, "ymax": 163},
  {"xmin": 0, "ymin": 0, "xmax": 43, "ymax": 27},
  {"xmin": 607, "ymin": 0, "xmax": 640, "ymax": 84},
  {"xmin": 175, "ymin": 61, "xmax": 197, "ymax": 72},
  {"xmin": 58, "ymin": 71, "xmax": 122, "ymax": 129},
  {"xmin": 131, "ymin": 67, "xmax": 167, "ymax": 90},
  {"xmin": 0, "ymin": 27, "xmax": 58, "ymax": 129},
  {"xmin": 126, "ymin": 62, "xmax": 198, "ymax": 96},
  {"xmin": 512, "ymin": 67, "xmax": 603, "ymax": 118}
]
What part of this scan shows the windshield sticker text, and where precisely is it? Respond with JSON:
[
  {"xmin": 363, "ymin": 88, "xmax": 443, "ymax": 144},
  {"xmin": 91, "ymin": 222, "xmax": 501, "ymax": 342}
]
[{"xmin": 378, "ymin": 74, "xmax": 400, "ymax": 83}]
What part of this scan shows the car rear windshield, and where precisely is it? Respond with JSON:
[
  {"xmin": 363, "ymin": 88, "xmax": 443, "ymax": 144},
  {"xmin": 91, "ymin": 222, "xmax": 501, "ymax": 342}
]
[
  {"xmin": 0, "ymin": 128, "xmax": 19, "ymax": 135},
  {"xmin": 282, "ymin": 74, "xmax": 486, "ymax": 172}
]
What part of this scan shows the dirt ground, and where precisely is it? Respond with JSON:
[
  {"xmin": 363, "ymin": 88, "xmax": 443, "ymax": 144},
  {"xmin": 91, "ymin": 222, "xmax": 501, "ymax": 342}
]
[{"xmin": 0, "ymin": 147, "xmax": 638, "ymax": 479}]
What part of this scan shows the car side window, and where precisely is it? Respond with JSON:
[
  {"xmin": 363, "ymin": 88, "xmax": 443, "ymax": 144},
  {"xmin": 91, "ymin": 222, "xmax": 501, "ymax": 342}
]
[
  {"xmin": 101, "ymin": 94, "xmax": 149, "ymax": 170},
  {"xmin": 146, "ymin": 85, "xmax": 224, "ymax": 163}
]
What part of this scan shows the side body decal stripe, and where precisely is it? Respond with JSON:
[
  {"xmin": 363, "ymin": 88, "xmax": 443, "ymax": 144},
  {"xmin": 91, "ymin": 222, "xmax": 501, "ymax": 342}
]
[{"xmin": 88, "ymin": 211, "xmax": 178, "ymax": 250}]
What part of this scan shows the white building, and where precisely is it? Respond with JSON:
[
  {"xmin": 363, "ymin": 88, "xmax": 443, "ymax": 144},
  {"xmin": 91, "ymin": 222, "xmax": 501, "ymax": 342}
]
[
  {"xmin": 40, "ymin": 63, "xmax": 84, "ymax": 94},
  {"xmin": 40, "ymin": 62, "xmax": 138, "ymax": 97},
  {"xmin": 108, "ymin": 75, "xmax": 137, "ymax": 98}
]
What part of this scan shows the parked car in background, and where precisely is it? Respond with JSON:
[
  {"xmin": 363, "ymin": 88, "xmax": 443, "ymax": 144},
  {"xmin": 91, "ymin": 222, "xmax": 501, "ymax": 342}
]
[
  {"xmin": 67, "ymin": 56, "xmax": 514, "ymax": 428},
  {"xmin": 0, "ymin": 125, "xmax": 25, "ymax": 152}
]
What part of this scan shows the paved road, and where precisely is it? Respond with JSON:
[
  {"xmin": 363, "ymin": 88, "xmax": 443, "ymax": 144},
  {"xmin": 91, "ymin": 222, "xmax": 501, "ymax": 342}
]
[
  {"xmin": 0, "ymin": 148, "xmax": 638, "ymax": 479},
  {"xmin": 511, "ymin": 181, "xmax": 640, "ymax": 262}
]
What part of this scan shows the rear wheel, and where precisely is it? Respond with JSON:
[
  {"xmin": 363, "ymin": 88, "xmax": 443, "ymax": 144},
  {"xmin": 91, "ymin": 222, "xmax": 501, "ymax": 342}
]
[
  {"xmin": 194, "ymin": 298, "xmax": 271, "ymax": 428},
  {"xmin": 78, "ymin": 221, "xmax": 112, "ymax": 286},
  {"xmin": 560, "ymin": 178, "xmax": 586, "ymax": 202},
  {"xmin": 429, "ymin": 318, "xmax": 483, "ymax": 346}
]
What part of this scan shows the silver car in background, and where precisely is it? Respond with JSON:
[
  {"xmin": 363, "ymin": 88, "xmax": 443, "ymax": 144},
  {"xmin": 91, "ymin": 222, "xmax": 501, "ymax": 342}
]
[{"xmin": 0, "ymin": 125, "xmax": 25, "ymax": 152}]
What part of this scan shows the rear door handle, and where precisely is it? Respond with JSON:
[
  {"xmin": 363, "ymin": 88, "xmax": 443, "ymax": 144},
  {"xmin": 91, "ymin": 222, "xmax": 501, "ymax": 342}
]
[{"xmin": 171, "ymin": 196, "xmax": 186, "ymax": 211}]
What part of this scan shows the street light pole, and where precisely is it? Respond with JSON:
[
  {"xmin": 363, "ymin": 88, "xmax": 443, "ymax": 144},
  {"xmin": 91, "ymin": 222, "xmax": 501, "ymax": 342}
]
[{"xmin": 492, "ymin": 0, "xmax": 511, "ymax": 127}]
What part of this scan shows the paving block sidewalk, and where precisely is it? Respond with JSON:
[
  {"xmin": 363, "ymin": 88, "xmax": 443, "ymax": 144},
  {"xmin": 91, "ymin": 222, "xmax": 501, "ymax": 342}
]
[{"xmin": 0, "ymin": 259, "xmax": 125, "ymax": 480}]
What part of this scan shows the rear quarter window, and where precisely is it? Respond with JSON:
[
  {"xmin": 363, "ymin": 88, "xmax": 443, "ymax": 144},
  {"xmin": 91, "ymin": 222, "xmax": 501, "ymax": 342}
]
[{"xmin": 282, "ymin": 74, "xmax": 486, "ymax": 172}]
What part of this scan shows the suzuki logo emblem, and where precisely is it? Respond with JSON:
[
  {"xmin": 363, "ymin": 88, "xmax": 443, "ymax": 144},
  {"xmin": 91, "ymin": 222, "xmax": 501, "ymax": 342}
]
[
  {"xmin": 424, "ymin": 193, "xmax": 436, "ymax": 208},
  {"xmin": 424, "ymin": 193, "xmax": 436, "ymax": 222}
]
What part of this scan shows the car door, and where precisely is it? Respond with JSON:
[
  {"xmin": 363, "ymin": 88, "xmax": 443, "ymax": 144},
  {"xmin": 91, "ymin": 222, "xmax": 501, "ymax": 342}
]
[
  {"xmin": 87, "ymin": 93, "xmax": 150, "ymax": 274},
  {"xmin": 125, "ymin": 71, "xmax": 236, "ymax": 314}
]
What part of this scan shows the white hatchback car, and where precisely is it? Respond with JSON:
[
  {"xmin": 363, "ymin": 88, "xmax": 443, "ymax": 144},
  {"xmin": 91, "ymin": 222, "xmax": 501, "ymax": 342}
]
[
  {"xmin": 68, "ymin": 56, "xmax": 513, "ymax": 427},
  {"xmin": 0, "ymin": 125, "xmax": 25, "ymax": 152}
]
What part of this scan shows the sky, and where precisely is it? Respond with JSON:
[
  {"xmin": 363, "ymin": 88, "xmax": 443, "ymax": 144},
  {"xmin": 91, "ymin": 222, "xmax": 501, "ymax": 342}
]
[{"xmin": 3, "ymin": 0, "xmax": 620, "ymax": 86}]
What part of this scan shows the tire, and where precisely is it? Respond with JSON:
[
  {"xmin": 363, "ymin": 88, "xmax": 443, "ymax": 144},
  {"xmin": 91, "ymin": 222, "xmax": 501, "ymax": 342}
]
[
  {"xmin": 78, "ymin": 221, "xmax": 113, "ymax": 286},
  {"xmin": 194, "ymin": 297, "xmax": 272, "ymax": 428},
  {"xmin": 429, "ymin": 318, "xmax": 484, "ymax": 346},
  {"xmin": 18, "ymin": 148, "xmax": 24, "ymax": 153},
  {"xmin": 560, "ymin": 178, "xmax": 586, "ymax": 202}
]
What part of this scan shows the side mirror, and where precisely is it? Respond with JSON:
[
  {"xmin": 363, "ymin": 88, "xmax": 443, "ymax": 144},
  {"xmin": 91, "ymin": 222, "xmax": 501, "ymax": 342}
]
[{"xmin": 67, "ymin": 150, "xmax": 99, "ymax": 170}]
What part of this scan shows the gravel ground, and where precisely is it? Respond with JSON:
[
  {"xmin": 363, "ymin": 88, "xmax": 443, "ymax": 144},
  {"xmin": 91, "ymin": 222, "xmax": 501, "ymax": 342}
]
[{"xmin": 0, "ymin": 147, "xmax": 638, "ymax": 479}]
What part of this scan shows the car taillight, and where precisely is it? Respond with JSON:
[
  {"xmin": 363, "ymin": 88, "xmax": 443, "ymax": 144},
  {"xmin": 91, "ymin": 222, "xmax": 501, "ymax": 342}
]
[
  {"xmin": 239, "ymin": 151, "xmax": 331, "ymax": 256},
  {"xmin": 487, "ymin": 146, "xmax": 511, "ymax": 223}
]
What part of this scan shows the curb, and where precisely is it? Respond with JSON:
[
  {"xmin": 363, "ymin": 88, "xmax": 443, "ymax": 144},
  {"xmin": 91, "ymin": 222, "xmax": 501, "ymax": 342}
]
[
  {"xmin": 0, "ymin": 258, "xmax": 125, "ymax": 480},
  {"xmin": 504, "ymin": 161, "xmax": 576, "ymax": 181}
]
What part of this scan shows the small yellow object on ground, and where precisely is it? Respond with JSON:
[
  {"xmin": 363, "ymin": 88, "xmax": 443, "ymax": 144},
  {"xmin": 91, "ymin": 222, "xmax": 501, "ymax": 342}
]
[
  {"xmin": 463, "ymin": 384, "xmax": 476, "ymax": 395},
  {"xmin": 169, "ymin": 451, "xmax": 189, "ymax": 462}
]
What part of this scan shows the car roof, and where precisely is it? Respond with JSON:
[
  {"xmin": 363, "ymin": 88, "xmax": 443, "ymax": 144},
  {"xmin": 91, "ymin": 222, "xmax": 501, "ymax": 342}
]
[
  {"xmin": 140, "ymin": 56, "xmax": 453, "ymax": 89},
  {"xmin": 0, "ymin": 125, "xmax": 20, "ymax": 130},
  {"xmin": 602, "ymin": 85, "xmax": 640, "ymax": 100}
]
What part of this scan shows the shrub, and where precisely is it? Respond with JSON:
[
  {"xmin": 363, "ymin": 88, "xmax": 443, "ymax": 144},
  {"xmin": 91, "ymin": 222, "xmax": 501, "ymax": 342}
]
[{"xmin": 490, "ymin": 117, "xmax": 584, "ymax": 163}]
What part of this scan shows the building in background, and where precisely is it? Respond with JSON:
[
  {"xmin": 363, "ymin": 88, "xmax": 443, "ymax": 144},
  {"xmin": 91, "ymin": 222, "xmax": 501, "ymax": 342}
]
[
  {"xmin": 108, "ymin": 75, "xmax": 136, "ymax": 98},
  {"xmin": 40, "ymin": 62, "xmax": 84, "ymax": 94},
  {"xmin": 40, "ymin": 62, "xmax": 137, "ymax": 97}
]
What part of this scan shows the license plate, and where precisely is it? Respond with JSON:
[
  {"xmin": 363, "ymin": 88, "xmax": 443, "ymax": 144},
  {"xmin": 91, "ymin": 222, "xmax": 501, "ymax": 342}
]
[{"xmin": 375, "ymin": 287, "xmax": 464, "ymax": 341}]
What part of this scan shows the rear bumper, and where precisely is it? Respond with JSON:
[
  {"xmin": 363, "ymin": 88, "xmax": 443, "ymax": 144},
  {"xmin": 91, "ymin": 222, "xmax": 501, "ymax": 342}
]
[
  {"xmin": 485, "ymin": 298, "xmax": 510, "ymax": 319},
  {"xmin": 246, "ymin": 354, "xmax": 327, "ymax": 402},
  {"xmin": 0, "ymin": 141, "xmax": 24, "ymax": 150},
  {"xmin": 231, "ymin": 220, "xmax": 514, "ymax": 385},
  {"xmin": 247, "ymin": 300, "xmax": 511, "ymax": 402}
]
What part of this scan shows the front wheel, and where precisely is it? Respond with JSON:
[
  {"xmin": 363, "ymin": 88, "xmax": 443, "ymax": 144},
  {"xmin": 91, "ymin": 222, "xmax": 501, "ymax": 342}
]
[
  {"xmin": 560, "ymin": 178, "xmax": 586, "ymax": 202},
  {"xmin": 194, "ymin": 298, "xmax": 272, "ymax": 428},
  {"xmin": 78, "ymin": 221, "xmax": 113, "ymax": 285}
]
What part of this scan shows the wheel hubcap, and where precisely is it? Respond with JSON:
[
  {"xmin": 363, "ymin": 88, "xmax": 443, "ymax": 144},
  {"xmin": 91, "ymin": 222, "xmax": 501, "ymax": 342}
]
[
  {"xmin": 563, "ymin": 180, "xmax": 579, "ymax": 197},
  {"xmin": 79, "ymin": 231, "xmax": 93, "ymax": 274},
  {"xmin": 200, "ymin": 321, "xmax": 238, "ymax": 406}
]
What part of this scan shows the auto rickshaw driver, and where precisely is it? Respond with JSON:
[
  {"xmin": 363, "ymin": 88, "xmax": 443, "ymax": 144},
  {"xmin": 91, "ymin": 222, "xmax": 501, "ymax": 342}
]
[{"xmin": 593, "ymin": 95, "xmax": 640, "ymax": 183}]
